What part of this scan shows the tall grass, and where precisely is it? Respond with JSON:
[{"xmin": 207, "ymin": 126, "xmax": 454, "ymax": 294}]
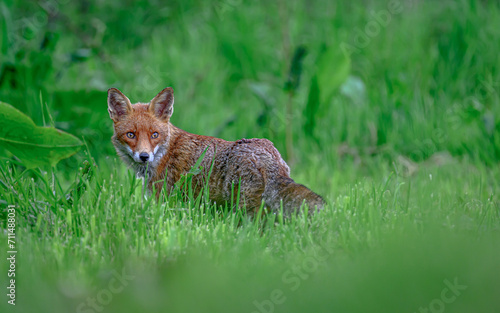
[{"xmin": 0, "ymin": 0, "xmax": 499, "ymax": 312}]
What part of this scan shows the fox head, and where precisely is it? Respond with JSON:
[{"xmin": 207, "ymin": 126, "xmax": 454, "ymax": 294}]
[{"xmin": 108, "ymin": 87, "xmax": 174, "ymax": 175}]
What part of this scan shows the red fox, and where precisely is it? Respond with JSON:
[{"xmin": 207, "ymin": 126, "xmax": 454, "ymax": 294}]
[{"xmin": 108, "ymin": 87, "xmax": 325, "ymax": 215}]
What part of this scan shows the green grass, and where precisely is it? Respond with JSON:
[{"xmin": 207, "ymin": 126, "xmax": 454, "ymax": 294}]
[{"xmin": 1, "ymin": 0, "xmax": 500, "ymax": 312}]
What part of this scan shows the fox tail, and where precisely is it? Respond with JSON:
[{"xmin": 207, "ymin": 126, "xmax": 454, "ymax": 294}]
[{"xmin": 263, "ymin": 176, "xmax": 325, "ymax": 215}]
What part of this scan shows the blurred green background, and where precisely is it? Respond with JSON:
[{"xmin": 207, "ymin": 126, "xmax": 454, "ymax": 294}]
[{"xmin": 1, "ymin": 0, "xmax": 499, "ymax": 312}]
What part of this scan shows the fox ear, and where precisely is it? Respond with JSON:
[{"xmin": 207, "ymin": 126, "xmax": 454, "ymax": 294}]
[
  {"xmin": 149, "ymin": 87, "xmax": 174, "ymax": 121},
  {"xmin": 108, "ymin": 88, "xmax": 132, "ymax": 122}
]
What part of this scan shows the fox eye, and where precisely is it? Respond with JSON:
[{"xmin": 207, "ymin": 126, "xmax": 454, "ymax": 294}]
[
  {"xmin": 126, "ymin": 132, "xmax": 135, "ymax": 139},
  {"xmin": 151, "ymin": 132, "xmax": 159, "ymax": 139}
]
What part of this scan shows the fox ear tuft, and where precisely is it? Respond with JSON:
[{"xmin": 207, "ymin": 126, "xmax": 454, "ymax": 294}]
[
  {"xmin": 149, "ymin": 87, "xmax": 174, "ymax": 121},
  {"xmin": 108, "ymin": 88, "xmax": 132, "ymax": 122}
]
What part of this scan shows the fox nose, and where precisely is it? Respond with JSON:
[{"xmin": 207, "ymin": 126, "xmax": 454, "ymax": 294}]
[{"xmin": 139, "ymin": 153, "xmax": 149, "ymax": 162}]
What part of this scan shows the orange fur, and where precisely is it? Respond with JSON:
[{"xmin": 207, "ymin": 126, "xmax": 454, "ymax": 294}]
[{"xmin": 108, "ymin": 87, "xmax": 325, "ymax": 215}]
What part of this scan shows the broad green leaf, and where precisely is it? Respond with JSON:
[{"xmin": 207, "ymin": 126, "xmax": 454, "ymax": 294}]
[
  {"xmin": 0, "ymin": 101, "xmax": 83, "ymax": 168},
  {"xmin": 316, "ymin": 45, "xmax": 351, "ymax": 104},
  {"xmin": 301, "ymin": 46, "xmax": 351, "ymax": 138}
]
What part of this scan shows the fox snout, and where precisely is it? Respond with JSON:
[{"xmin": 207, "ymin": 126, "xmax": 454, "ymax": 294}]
[
  {"xmin": 132, "ymin": 150, "xmax": 155, "ymax": 164},
  {"xmin": 139, "ymin": 152, "xmax": 149, "ymax": 162}
]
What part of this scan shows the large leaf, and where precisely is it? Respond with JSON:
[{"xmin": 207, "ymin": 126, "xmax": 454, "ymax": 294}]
[
  {"xmin": 302, "ymin": 45, "xmax": 351, "ymax": 139},
  {"xmin": 0, "ymin": 101, "xmax": 83, "ymax": 168},
  {"xmin": 316, "ymin": 45, "xmax": 351, "ymax": 104}
]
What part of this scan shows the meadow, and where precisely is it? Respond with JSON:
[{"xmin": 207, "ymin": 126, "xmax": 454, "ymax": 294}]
[{"xmin": 0, "ymin": 0, "xmax": 499, "ymax": 312}]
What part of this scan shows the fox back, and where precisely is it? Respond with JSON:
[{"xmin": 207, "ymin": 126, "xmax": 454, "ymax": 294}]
[{"xmin": 108, "ymin": 87, "xmax": 325, "ymax": 215}]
